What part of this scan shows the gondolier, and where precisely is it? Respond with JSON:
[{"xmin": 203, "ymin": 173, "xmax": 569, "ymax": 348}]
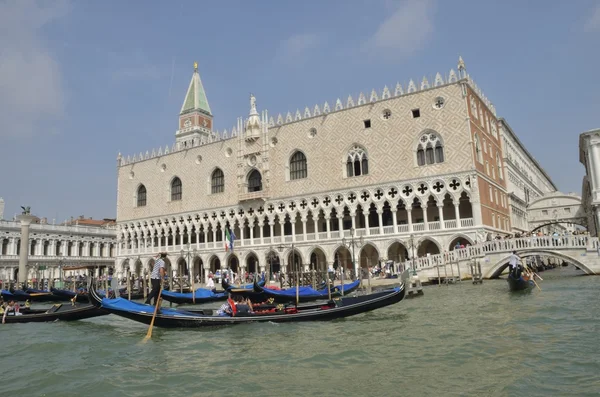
[
  {"xmin": 145, "ymin": 252, "xmax": 167, "ymax": 305},
  {"xmin": 508, "ymin": 251, "xmax": 521, "ymax": 279}
]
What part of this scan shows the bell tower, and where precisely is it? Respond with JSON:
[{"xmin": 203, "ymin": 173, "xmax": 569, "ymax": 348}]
[{"xmin": 176, "ymin": 62, "xmax": 213, "ymax": 143}]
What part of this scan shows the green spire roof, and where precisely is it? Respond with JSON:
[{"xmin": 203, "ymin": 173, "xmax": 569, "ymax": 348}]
[{"xmin": 180, "ymin": 64, "xmax": 211, "ymax": 116}]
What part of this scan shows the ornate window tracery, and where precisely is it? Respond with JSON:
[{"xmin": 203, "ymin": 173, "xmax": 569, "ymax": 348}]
[
  {"xmin": 346, "ymin": 145, "xmax": 368, "ymax": 177},
  {"xmin": 416, "ymin": 132, "xmax": 444, "ymax": 166}
]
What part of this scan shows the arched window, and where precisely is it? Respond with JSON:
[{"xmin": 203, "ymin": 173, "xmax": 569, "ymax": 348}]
[
  {"xmin": 346, "ymin": 145, "xmax": 368, "ymax": 177},
  {"xmin": 474, "ymin": 133, "xmax": 483, "ymax": 163},
  {"xmin": 248, "ymin": 170, "xmax": 262, "ymax": 192},
  {"xmin": 416, "ymin": 132, "xmax": 444, "ymax": 166},
  {"xmin": 290, "ymin": 151, "xmax": 307, "ymax": 180},
  {"xmin": 497, "ymin": 153, "xmax": 503, "ymax": 179},
  {"xmin": 137, "ymin": 185, "xmax": 147, "ymax": 207},
  {"xmin": 211, "ymin": 168, "xmax": 224, "ymax": 194},
  {"xmin": 171, "ymin": 177, "xmax": 182, "ymax": 201}
]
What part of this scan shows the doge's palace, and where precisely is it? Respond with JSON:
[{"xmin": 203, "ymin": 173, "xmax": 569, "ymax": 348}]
[{"xmin": 115, "ymin": 58, "xmax": 521, "ymax": 281}]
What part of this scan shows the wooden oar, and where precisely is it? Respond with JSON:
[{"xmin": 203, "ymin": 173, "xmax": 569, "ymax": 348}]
[{"xmin": 143, "ymin": 287, "xmax": 163, "ymax": 342}]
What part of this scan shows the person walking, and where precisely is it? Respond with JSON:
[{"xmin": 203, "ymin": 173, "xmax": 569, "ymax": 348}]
[{"xmin": 145, "ymin": 252, "xmax": 167, "ymax": 305}]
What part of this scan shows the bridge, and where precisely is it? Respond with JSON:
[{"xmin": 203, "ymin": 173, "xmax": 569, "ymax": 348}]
[{"xmin": 399, "ymin": 235, "xmax": 600, "ymax": 279}]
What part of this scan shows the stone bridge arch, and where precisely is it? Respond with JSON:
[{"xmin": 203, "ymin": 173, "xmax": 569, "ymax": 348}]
[
  {"xmin": 527, "ymin": 192, "xmax": 586, "ymax": 232},
  {"xmin": 485, "ymin": 250, "xmax": 593, "ymax": 278}
]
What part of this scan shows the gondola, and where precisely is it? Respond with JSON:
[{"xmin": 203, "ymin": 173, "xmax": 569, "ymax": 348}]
[
  {"xmin": 252, "ymin": 279, "xmax": 362, "ymax": 303},
  {"xmin": 221, "ymin": 277, "xmax": 266, "ymax": 292},
  {"xmin": 1, "ymin": 302, "xmax": 109, "ymax": 324},
  {"xmin": 88, "ymin": 281, "xmax": 405, "ymax": 328},
  {"xmin": 50, "ymin": 287, "xmax": 90, "ymax": 302},
  {"xmin": 160, "ymin": 287, "xmax": 228, "ymax": 305},
  {"xmin": 9, "ymin": 289, "xmax": 59, "ymax": 302},
  {"xmin": 507, "ymin": 273, "xmax": 534, "ymax": 291}
]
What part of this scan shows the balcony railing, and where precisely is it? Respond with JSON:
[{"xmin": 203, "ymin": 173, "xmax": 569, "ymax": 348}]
[{"xmin": 117, "ymin": 217, "xmax": 475, "ymax": 256}]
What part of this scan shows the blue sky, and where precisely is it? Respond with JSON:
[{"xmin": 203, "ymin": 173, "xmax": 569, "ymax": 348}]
[{"xmin": 1, "ymin": 0, "xmax": 599, "ymax": 222}]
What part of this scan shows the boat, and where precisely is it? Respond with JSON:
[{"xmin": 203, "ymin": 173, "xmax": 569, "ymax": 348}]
[
  {"xmin": 252, "ymin": 279, "xmax": 362, "ymax": 303},
  {"xmin": 88, "ymin": 281, "xmax": 405, "ymax": 328},
  {"xmin": 221, "ymin": 277, "xmax": 266, "ymax": 292},
  {"xmin": 1, "ymin": 302, "xmax": 109, "ymax": 324},
  {"xmin": 50, "ymin": 287, "xmax": 90, "ymax": 302},
  {"xmin": 160, "ymin": 287, "xmax": 228, "ymax": 305},
  {"xmin": 507, "ymin": 273, "xmax": 534, "ymax": 291},
  {"xmin": 10, "ymin": 289, "xmax": 59, "ymax": 302}
]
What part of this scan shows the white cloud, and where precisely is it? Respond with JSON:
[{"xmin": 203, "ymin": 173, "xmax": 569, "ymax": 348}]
[
  {"xmin": 0, "ymin": 0, "xmax": 69, "ymax": 138},
  {"xmin": 276, "ymin": 33, "xmax": 319, "ymax": 64},
  {"xmin": 584, "ymin": 3, "xmax": 600, "ymax": 32},
  {"xmin": 363, "ymin": 0, "xmax": 435, "ymax": 59}
]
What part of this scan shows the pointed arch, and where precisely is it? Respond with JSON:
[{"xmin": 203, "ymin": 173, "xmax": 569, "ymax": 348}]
[
  {"xmin": 289, "ymin": 150, "xmax": 307, "ymax": 180},
  {"xmin": 345, "ymin": 144, "xmax": 368, "ymax": 177},
  {"xmin": 474, "ymin": 133, "xmax": 483, "ymax": 163},
  {"xmin": 136, "ymin": 184, "xmax": 147, "ymax": 207},
  {"xmin": 171, "ymin": 176, "xmax": 182, "ymax": 201},
  {"xmin": 247, "ymin": 169, "xmax": 262, "ymax": 192},
  {"xmin": 211, "ymin": 168, "xmax": 224, "ymax": 194},
  {"xmin": 496, "ymin": 152, "xmax": 504, "ymax": 179},
  {"xmin": 416, "ymin": 130, "xmax": 444, "ymax": 166}
]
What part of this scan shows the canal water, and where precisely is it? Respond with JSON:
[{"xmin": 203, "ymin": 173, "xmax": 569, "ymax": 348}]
[{"xmin": 1, "ymin": 266, "xmax": 599, "ymax": 397}]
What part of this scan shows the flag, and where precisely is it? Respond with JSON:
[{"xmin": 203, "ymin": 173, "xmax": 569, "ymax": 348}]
[
  {"xmin": 225, "ymin": 228, "xmax": 236, "ymax": 252},
  {"xmin": 225, "ymin": 228, "xmax": 230, "ymax": 252}
]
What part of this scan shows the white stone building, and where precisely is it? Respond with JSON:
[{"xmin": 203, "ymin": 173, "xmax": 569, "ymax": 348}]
[
  {"xmin": 0, "ymin": 208, "xmax": 117, "ymax": 282},
  {"xmin": 498, "ymin": 119, "xmax": 558, "ymax": 234},
  {"xmin": 115, "ymin": 58, "xmax": 522, "ymax": 281},
  {"xmin": 580, "ymin": 128, "xmax": 600, "ymax": 236}
]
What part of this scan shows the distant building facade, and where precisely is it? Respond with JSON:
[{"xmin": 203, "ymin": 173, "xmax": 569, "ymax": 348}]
[
  {"xmin": 498, "ymin": 119, "xmax": 559, "ymax": 234},
  {"xmin": 114, "ymin": 58, "xmax": 527, "ymax": 281},
  {"xmin": 0, "ymin": 210, "xmax": 117, "ymax": 282},
  {"xmin": 580, "ymin": 128, "xmax": 600, "ymax": 236}
]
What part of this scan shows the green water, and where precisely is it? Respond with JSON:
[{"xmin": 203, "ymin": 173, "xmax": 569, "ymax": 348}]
[{"xmin": 2, "ymin": 267, "xmax": 599, "ymax": 397}]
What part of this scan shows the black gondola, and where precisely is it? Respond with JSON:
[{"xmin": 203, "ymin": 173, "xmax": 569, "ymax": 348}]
[
  {"xmin": 1, "ymin": 302, "xmax": 109, "ymax": 324},
  {"xmin": 50, "ymin": 287, "xmax": 91, "ymax": 302},
  {"xmin": 507, "ymin": 274, "xmax": 534, "ymax": 291},
  {"xmin": 251, "ymin": 279, "xmax": 361, "ymax": 303},
  {"xmin": 88, "ymin": 281, "xmax": 405, "ymax": 328}
]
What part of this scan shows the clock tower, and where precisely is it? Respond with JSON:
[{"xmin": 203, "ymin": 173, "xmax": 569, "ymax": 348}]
[{"xmin": 176, "ymin": 61, "xmax": 213, "ymax": 143}]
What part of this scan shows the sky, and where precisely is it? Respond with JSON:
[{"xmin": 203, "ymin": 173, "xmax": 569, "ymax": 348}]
[{"xmin": 0, "ymin": 0, "xmax": 599, "ymax": 222}]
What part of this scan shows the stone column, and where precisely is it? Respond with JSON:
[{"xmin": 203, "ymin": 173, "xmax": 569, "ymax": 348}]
[
  {"xmin": 377, "ymin": 210, "xmax": 384, "ymax": 235},
  {"xmin": 364, "ymin": 213, "xmax": 370, "ymax": 236},
  {"xmin": 407, "ymin": 209, "xmax": 413, "ymax": 233},
  {"xmin": 423, "ymin": 203, "xmax": 429, "ymax": 231},
  {"xmin": 259, "ymin": 219, "xmax": 265, "ymax": 245},
  {"xmin": 249, "ymin": 220, "xmax": 255, "ymax": 243},
  {"xmin": 301, "ymin": 217, "xmax": 307, "ymax": 240},
  {"xmin": 392, "ymin": 211, "xmax": 398, "ymax": 233},
  {"xmin": 240, "ymin": 225, "xmax": 245, "ymax": 246},
  {"xmin": 313, "ymin": 218, "xmax": 319, "ymax": 240},
  {"xmin": 16, "ymin": 214, "xmax": 36, "ymax": 286},
  {"xmin": 454, "ymin": 204, "xmax": 461, "ymax": 227},
  {"xmin": 269, "ymin": 220, "xmax": 275, "ymax": 244},
  {"xmin": 325, "ymin": 216, "xmax": 331, "ymax": 239},
  {"xmin": 438, "ymin": 205, "xmax": 445, "ymax": 229}
]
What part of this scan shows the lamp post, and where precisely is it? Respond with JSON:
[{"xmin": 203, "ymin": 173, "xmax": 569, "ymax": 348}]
[
  {"xmin": 341, "ymin": 228, "xmax": 363, "ymax": 281},
  {"xmin": 277, "ymin": 243, "xmax": 297, "ymax": 284},
  {"xmin": 180, "ymin": 243, "xmax": 197, "ymax": 300},
  {"xmin": 277, "ymin": 242, "xmax": 300, "ymax": 305},
  {"xmin": 267, "ymin": 247, "xmax": 277, "ymax": 283},
  {"xmin": 58, "ymin": 253, "xmax": 64, "ymax": 289},
  {"xmin": 407, "ymin": 234, "xmax": 417, "ymax": 276}
]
